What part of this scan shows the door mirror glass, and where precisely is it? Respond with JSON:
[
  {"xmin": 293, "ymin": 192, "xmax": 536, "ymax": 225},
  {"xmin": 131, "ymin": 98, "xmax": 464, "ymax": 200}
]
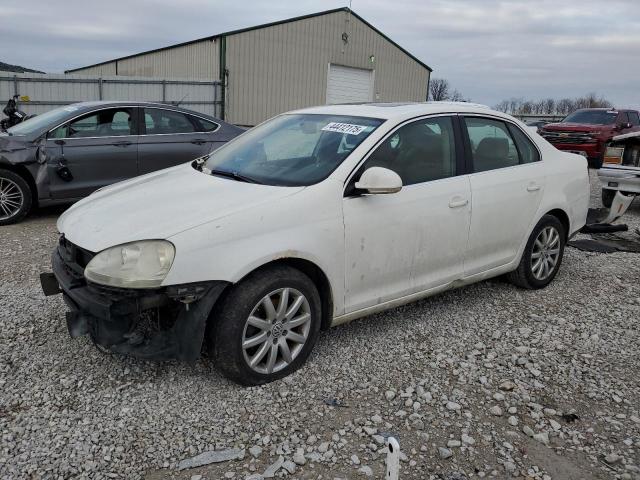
[{"xmin": 355, "ymin": 167, "xmax": 402, "ymax": 194}]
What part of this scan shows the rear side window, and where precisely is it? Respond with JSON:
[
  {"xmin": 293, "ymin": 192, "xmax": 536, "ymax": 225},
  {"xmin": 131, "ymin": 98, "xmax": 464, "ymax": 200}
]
[
  {"xmin": 507, "ymin": 124, "xmax": 540, "ymax": 164},
  {"xmin": 628, "ymin": 112, "xmax": 639, "ymax": 126},
  {"xmin": 464, "ymin": 117, "xmax": 519, "ymax": 172},
  {"xmin": 143, "ymin": 109, "xmax": 196, "ymax": 134},
  {"xmin": 193, "ymin": 117, "xmax": 219, "ymax": 132}
]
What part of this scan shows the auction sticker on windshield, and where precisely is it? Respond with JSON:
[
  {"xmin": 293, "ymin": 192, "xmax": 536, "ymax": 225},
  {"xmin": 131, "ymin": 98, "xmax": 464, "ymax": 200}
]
[{"xmin": 322, "ymin": 122, "xmax": 368, "ymax": 135}]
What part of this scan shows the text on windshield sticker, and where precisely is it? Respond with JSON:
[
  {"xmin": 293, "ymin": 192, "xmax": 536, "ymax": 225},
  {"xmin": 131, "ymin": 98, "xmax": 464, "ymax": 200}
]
[{"xmin": 322, "ymin": 122, "xmax": 368, "ymax": 135}]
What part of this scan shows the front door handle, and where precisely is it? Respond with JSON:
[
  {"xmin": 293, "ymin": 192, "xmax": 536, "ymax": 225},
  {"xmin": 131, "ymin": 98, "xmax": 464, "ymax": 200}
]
[
  {"xmin": 112, "ymin": 141, "xmax": 132, "ymax": 147},
  {"xmin": 191, "ymin": 139, "xmax": 207, "ymax": 145},
  {"xmin": 527, "ymin": 183, "xmax": 541, "ymax": 192},
  {"xmin": 449, "ymin": 197, "xmax": 469, "ymax": 208}
]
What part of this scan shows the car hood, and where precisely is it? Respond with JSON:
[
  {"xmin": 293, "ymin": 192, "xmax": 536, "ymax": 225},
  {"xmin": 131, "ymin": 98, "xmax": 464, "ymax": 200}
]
[
  {"xmin": 58, "ymin": 164, "xmax": 305, "ymax": 252},
  {"xmin": 0, "ymin": 134, "xmax": 32, "ymax": 160},
  {"xmin": 543, "ymin": 123, "xmax": 611, "ymax": 132}
]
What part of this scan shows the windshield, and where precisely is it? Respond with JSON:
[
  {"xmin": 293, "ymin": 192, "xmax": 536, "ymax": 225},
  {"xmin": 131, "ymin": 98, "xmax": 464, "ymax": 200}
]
[
  {"xmin": 562, "ymin": 110, "xmax": 617, "ymax": 125},
  {"xmin": 202, "ymin": 114, "xmax": 384, "ymax": 186},
  {"xmin": 7, "ymin": 105, "xmax": 81, "ymax": 136}
]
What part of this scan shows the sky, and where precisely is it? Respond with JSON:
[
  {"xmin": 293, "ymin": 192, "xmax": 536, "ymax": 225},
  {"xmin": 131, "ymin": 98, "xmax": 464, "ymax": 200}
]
[{"xmin": 0, "ymin": 0, "xmax": 638, "ymax": 110}]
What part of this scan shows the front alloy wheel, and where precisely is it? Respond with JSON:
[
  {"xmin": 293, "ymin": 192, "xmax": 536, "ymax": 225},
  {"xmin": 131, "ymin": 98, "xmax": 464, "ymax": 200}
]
[
  {"xmin": 209, "ymin": 265, "xmax": 321, "ymax": 385},
  {"xmin": 0, "ymin": 169, "xmax": 32, "ymax": 226},
  {"xmin": 242, "ymin": 288, "xmax": 312, "ymax": 375}
]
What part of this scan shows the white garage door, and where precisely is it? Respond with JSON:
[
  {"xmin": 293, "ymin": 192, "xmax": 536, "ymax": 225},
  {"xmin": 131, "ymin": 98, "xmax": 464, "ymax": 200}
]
[{"xmin": 326, "ymin": 64, "xmax": 374, "ymax": 104}]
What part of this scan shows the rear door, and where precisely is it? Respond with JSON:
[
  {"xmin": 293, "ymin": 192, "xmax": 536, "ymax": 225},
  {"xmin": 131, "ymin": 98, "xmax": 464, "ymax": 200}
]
[
  {"xmin": 461, "ymin": 115, "xmax": 545, "ymax": 276},
  {"xmin": 45, "ymin": 107, "xmax": 138, "ymax": 199},
  {"xmin": 137, "ymin": 107, "xmax": 219, "ymax": 174}
]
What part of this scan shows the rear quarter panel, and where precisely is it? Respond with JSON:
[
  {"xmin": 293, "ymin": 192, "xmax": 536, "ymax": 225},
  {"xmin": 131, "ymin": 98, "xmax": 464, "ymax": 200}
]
[{"xmin": 539, "ymin": 147, "xmax": 590, "ymax": 236}]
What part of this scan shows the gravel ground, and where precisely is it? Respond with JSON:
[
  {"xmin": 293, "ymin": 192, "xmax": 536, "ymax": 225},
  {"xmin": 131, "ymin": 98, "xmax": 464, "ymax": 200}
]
[{"xmin": 1, "ymin": 171, "xmax": 639, "ymax": 480}]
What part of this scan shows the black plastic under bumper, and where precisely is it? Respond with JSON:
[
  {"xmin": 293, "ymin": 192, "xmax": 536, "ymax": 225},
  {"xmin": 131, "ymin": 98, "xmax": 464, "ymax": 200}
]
[{"xmin": 41, "ymin": 248, "xmax": 228, "ymax": 362}]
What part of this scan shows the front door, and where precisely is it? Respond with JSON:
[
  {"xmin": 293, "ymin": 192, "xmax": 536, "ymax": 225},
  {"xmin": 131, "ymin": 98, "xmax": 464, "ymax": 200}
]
[
  {"xmin": 137, "ymin": 107, "xmax": 215, "ymax": 174},
  {"xmin": 343, "ymin": 116, "xmax": 471, "ymax": 313},
  {"xmin": 46, "ymin": 107, "xmax": 139, "ymax": 199},
  {"xmin": 461, "ymin": 115, "xmax": 546, "ymax": 275}
]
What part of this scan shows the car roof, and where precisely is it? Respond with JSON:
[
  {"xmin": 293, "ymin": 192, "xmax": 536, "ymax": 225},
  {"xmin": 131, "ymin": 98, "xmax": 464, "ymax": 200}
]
[
  {"xmin": 290, "ymin": 102, "xmax": 511, "ymax": 122},
  {"xmin": 65, "ymin": 101, "xmax": 224, "ymax": 121}
]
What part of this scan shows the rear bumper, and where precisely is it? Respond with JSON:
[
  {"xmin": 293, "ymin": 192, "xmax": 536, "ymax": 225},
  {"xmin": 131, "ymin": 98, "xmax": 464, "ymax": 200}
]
[
  {"xmin": 598, "ymin": 168, "xmax": 640, "ymax": 194},
  {"xmin": 42, "ymin": 248, "xmax": 227, "ymax": 361}
]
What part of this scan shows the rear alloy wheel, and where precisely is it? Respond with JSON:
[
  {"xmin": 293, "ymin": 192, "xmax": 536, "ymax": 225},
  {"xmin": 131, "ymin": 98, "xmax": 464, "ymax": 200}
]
[
  {"xmin": 209, "ymin": 265, "xmax": 321, "ymax": 385},
  {"xmin": 0, "ymin": 169, "xmax": 32, "ymax": 226},
  {"xmin": 507, "ymin": 215, "xmax": 566, "ymax": 289}
]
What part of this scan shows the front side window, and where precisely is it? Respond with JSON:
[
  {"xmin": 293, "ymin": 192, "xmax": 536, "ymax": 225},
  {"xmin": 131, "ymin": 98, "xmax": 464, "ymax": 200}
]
[
  {"xmin": 51, "ymin": 108, "xmax": 133, "ymax": 138},
  {"xmin": 618, "ymin": 112, "xmax": 630, "ymax": 125},
  {"xmin": 361, "ymin": 116, "xmax": 457, "ymax": 186},
  {"xmin": 203, "ymin": 114, "xmax": 383, "ymax": 186},
  {"xmin": 465, "ymin": 117, "xmax": 519, "ymax": 172},
  {"xmin": 629, "ymin": 112, "xmax": 640, "ymax": 126},
  {"xmin": 144, "ymin": 109, "xmax": 196, "ymax": 134}
]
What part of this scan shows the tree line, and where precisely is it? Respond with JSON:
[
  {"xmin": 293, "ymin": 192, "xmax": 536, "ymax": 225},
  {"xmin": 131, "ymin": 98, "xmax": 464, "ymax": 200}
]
[
  {"xmin": 428, "ymin": 78, "xmax": 614, "ymax": 116},
  {"xmin": 494, "ymin": 93, "xmax": 613, "ymax": 115}
]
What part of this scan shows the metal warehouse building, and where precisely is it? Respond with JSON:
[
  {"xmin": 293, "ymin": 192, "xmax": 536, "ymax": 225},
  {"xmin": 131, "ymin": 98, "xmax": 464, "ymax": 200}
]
[{"xmin": 66, "ymin": 8, "xmax": 432, "ymax": 126}]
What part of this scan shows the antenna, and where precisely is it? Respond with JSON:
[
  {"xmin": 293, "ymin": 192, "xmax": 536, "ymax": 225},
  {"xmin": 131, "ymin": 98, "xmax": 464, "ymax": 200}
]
[{"xmin": 175, "ymin": 93, "xmax": 189, "ymax": 107}]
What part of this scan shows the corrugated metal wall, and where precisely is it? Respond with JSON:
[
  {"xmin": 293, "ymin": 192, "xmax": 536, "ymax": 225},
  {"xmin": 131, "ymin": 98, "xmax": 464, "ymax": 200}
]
[
  {"xmin": 66, "ymin": 10, "xmax": 430, "ymax": 126},
  {"xmin": 69, "ymin": 40, "xmax": 219, "ymax": 80},
  {"xmin": 225, "ymin": 10, "xmax": 429, "ymax": 125},
  {"xmin": 0, "ymin": 72, "xmax": 221, "ymax": 116}
]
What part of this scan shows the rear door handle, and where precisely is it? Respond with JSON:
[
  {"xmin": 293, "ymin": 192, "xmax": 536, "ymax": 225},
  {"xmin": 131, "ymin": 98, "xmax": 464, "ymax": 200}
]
[
  {"xmin": 112, "ymin": 141, "xmax": 132, "ymax": 147},
  {"xmin": 449, "ymin": 197, "xmax": 469, "ymax": 208},
  {"xmin": 191, "ymin": 139, "xmax": 207, "ymax": 145},
  {"xmin": 527, "ymin": 183, "xmax": 541, "ymax": 192}
]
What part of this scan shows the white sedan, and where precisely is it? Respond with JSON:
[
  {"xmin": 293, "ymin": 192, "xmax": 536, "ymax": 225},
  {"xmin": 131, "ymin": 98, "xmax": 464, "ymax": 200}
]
[{"xmin": 41, "ymin": 102, "xmax": 590, "ymax": 385}]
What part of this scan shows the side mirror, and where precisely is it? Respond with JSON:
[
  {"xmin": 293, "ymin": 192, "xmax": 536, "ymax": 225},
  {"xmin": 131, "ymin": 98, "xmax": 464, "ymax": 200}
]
[{"xmin": 355, "ymin": 167, "xmax": 402, "ymax": 194}]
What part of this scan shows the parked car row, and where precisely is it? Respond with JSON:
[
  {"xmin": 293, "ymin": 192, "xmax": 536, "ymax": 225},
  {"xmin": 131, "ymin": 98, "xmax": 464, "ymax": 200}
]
[
  {"xmin": 0, "ymin": 101, "xmax": 243, "ymax": 225},
  {"xmin": 39, "ymin": 102, "xmax": 590, "ymax": 385}
]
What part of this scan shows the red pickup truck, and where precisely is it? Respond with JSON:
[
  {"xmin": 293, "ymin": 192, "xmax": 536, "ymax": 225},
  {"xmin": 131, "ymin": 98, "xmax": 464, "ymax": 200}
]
[{"xmin": 540, "ymin": 108, "xmax": 640, "ymax": 168}]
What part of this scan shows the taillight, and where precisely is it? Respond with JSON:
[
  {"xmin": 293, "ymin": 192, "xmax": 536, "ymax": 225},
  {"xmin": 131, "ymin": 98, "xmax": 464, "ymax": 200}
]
[{"xmin": 603, "ymin": 146, "xmax": 624, "ymax": 165}]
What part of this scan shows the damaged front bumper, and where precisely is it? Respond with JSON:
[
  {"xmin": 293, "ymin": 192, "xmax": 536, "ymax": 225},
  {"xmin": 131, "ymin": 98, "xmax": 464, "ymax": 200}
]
[{"xmin": 40, "ymin": 240, "xmax": 227, "ymax": 362}]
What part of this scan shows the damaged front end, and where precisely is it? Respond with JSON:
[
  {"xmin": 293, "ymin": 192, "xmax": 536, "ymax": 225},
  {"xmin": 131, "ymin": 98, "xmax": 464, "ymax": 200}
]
[{"xmin": 40, "ymin": 236, "xmax": 227, "ymax": 361}]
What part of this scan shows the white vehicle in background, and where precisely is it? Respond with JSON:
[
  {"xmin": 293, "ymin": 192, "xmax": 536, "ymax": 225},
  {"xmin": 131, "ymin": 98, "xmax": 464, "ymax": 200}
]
[
  {"xmin": 41, "ymin": 102, "xmax": 590, "ymax": 385},
  {"xmin": 598, "ymin": 131, "xmax": 640, "ymax": 208}
]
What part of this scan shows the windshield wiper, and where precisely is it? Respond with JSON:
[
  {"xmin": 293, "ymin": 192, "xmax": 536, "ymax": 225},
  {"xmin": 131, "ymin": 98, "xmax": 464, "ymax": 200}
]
[{"xmin": 209, "ymin": 168, "xmax": 263, "ymax": 184}]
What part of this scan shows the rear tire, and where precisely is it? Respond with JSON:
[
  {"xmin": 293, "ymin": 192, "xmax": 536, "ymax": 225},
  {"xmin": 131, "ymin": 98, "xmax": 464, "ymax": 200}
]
[
  {"xmin": 601, "ymin": 189, "xmax": 615, "ymax": 208},
  {"xmin": 208, "ymin": 265, "xmax": 321, "ymax": 386},
  {"xmin": 507, "ymin": 215, "xmax": 566, "ymax": 290},
  {"xmin": 0, "ymin": 169, "xmax": 32, "ymax": 226}
]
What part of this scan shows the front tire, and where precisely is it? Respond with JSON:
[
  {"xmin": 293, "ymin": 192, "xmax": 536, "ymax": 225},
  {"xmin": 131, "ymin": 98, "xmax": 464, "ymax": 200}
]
[
  {"xmin": 0, "ymin": 169, "xmax": 32, "ymax": 226},
  {"xmin": 507, "ymin": 215, "xmax": 566, "ymax": 290},
  {"xmin": 209, "ymin": 265, "xmax": 321, "ymax": 386}
]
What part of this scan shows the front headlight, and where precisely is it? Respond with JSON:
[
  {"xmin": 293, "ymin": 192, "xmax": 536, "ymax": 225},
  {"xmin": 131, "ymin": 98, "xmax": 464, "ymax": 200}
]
[{"xmin": 84, "ymin": 240, "xmax": 175, "ymax": 289}]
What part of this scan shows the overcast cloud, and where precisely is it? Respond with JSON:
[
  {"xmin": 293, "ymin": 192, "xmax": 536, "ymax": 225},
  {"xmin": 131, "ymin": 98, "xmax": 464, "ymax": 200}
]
[{"xmin": 1, "ymin": 0, "xmax": 638, "ymax": 109}]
